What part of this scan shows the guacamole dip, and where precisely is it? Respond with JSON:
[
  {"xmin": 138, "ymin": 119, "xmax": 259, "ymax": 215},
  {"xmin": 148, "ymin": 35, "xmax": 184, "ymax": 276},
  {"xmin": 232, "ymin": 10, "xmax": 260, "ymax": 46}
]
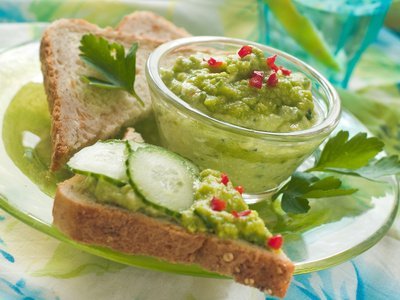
[
  {"xmin": 152, "ymin": 44, "xmax": 325, "ymax": 193},
  {"xmin": 161, "ymin": 45, "xmax": 317, "ymax": 132},
  {"xmin": 81, "ymin": 169, "xmax": 272, "ymax": 248}
]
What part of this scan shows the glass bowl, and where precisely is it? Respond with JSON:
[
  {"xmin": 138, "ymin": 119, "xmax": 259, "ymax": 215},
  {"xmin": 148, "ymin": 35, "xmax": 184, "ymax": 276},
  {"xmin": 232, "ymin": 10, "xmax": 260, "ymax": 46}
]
[{"xmin": 146, "ymin": 36, "xmax": 341, "ymax": 197}]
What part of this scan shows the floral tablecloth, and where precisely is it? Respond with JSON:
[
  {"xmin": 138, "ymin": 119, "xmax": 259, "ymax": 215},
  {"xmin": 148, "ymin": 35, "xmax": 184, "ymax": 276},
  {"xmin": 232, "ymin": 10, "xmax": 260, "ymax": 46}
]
[{"xmin": 0, "ymin": 1, "xmax": 399, "ymax": 299}]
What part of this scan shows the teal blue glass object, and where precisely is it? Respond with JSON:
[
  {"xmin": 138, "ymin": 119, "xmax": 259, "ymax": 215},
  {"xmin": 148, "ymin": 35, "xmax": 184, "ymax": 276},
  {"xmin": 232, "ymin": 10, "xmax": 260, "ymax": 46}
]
[{"xmin": 258, "ymin": 0, "xmax": 392, "ymax": 87}]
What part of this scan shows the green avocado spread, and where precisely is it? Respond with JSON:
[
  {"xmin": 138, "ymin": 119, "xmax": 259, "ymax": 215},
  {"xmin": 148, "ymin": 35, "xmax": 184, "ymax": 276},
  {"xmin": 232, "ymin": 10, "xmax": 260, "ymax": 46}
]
[
  {"xmin": 161, "ymin": 45, "xmax": 317, "ymax": 132},
  {"xmin": 80, "ymin": 169, "xmax": 272, "ymax": 247},
  {"xmin": 182, "ymin": 169, "xmax": 272, "ymax": 246}
]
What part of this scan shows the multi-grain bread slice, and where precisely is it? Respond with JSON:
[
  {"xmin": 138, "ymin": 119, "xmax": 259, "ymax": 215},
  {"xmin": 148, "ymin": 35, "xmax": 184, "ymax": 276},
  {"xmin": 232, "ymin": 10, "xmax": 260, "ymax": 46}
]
[
  {"xmin": 53, "ymin": 175, "xmax": 295, "ymax": 298},
  {"xmin": 115, "ymin": 11, "xmax": 190, "ymax": 40},
  {"xmin": 40, "ymin": 12, "xmax": 190, "ymax": 171},
  {"xmin": 40, "ymin": 19, "xmax": 165, "ymax": 171}
]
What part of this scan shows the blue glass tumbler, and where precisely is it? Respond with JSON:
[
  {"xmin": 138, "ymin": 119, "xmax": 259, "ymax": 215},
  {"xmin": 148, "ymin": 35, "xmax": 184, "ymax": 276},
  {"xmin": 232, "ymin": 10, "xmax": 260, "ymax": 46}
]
[{"xmin": 258, "ymin": 0, "xmax": 392, "ymax": 87}]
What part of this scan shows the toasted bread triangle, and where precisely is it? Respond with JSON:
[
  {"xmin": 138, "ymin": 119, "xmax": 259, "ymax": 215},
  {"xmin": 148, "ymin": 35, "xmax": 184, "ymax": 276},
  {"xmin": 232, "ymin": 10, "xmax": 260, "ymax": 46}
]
[
  {"xmin": 40, "ymin": 12, "xmax": 189, "ymax": 171},
  {"xmin": 116, "ymin": 11, "xmax": 190, "ymax": 40}
]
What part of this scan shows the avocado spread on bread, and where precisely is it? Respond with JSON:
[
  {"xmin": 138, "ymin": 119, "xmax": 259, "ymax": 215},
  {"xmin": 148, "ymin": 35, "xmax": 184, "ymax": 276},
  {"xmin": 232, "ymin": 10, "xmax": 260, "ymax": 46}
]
[{"xmin": 78, "ymin": 168, "xmax": 273, "ymax": 249}]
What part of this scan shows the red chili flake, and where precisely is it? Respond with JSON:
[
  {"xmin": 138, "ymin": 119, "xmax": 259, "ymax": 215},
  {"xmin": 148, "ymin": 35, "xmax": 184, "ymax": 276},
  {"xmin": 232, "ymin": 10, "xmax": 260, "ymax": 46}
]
[
  {"xmin": 267, "ymin": 72, "xmax": 278, "ymax": 87},
  {"xmin": 238, "ymin": 45, "xmax": 252, "ymax": 58},
  {"xmin": 266, "ymin": 55, "xmax": 279, "ymax": 72},
  {"xmin": 221, "ymin": 173, "xmax": 229, "ymax": 186},
  {"xmin": 210, "ymin": 196, "xmax": 226, "ymax": 211},
  {"xmin": 232, "ymin": 210, "xmax": 251, "ymax": 218},
  {"xmin": 267, "ymin": 234, "xmax": 283, "ymax": 250},
  {"xmin": 207, "ymin": 57, "xmax": 223, "ymax": 68},
  {"xmin": 249, "ymin": 71, "xmax": 264, "ymax": 89},
  {"xmin": 234, "ymin": 186, "xmax": 244, "ymax": 194},
  {"xmin": 231, "ymin": 210, "xmax": 239, "ymax": 218},
  {"xmin": 266, "ymin": 54, "xmax": 277, "ymax": 64},
  {"xmin": 280, "ymin": 66, "xmax": 292, "ymax": 76}
]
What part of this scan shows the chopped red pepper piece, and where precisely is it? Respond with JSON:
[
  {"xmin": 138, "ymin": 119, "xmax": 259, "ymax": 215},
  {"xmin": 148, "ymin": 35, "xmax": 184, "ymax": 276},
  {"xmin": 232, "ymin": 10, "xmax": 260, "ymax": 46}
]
[
  {"xmin": 266, "ymin": 55, "xmax": 279, "ymax": 72},
  {"xmin": 267, "ymin": 234, "xmax": 283, "ymax": 250},
  {"xmin": 249, "ymin": 70, "xmax": 264, "ymax": 89},
  {"xmin": 221, "ymin": 173, "xmax": 229, "ymax": 186},
  {"xmin": 266, "ymin": 55, "xmax": 277, "ymax": 64},
  {"xmin": 207, "ymin": 57, "xmax": 223, "ymax": 67},
  {"xmin": 270, "ymin": 65, "xmax": 279, "ymax": 72},
  {"xmin": 210, "ymin": 196, "xmax": 226, "ymax": 211},
  {"xmin": 232, "ymin": 210, "xmax": 251, "ymax": 218},
  {"xmin": 234, "ymin": 185, "xmax": 244, "ymax": 194},
  {"xmin": 267, "ymin": 72, "xmax": 278, "ymax": 87},
  {"xmin": 238, "ymin": 45, "xmax": 252, "ymax": 58},
  {"xmin": 280, "ymin": 66, "xmax": 292, "ymax": 76}
]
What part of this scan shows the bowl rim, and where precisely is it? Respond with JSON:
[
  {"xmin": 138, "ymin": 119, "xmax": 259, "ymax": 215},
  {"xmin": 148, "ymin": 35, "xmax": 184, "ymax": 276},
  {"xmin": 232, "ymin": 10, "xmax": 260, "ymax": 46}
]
[{"xmin": 146, "ymin": 36, "xmax": 341, "ymax": 141}]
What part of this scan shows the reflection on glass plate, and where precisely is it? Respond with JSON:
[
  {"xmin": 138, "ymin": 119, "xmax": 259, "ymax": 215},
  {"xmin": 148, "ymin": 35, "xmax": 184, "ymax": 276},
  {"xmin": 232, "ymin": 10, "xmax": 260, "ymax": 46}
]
[{"xmin": 0, "ymin": 42, "xmax": 398, "ymax": 276}]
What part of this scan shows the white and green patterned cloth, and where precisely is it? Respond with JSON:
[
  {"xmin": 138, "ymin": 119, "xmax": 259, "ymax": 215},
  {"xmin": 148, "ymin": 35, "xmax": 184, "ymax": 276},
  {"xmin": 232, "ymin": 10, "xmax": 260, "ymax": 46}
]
[{"xmin": 0, "ymin": 1, "xmax": 399, "ymax": 299}]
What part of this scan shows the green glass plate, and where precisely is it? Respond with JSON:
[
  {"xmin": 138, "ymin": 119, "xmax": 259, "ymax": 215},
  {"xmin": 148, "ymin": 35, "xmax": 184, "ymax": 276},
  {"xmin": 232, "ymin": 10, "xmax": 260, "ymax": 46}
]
[{"xmin": 0, "ymin": 42, "xmax": 398, "ymax": 277}]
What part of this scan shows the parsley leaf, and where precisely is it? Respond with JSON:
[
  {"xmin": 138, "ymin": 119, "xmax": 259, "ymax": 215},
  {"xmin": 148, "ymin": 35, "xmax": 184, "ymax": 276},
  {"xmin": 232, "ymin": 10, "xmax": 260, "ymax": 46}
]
[
  {"xmin": 79, "ymin": 34, "xmax": 144, "ymax": 106},
  {"xmin": 308, "ymin": 131, "xmax": 384, "ymax": 172},
  {"xmin": 272, "ymin": 130, "xmax": 400, "ymax": 214},
  {"xmin": 323, "ymin": 155, "xmax": 400, "ymax": 181},
  {"xmin": 274, "ymin": 172, "xmax": 357, "ymax": 214}
]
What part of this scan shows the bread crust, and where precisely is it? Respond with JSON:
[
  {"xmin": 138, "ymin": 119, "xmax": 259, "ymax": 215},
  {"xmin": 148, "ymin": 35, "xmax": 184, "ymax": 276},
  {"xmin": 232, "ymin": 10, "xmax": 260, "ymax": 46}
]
[{"xmin": 53, "ymin": 176, "xmax": 294, "ymax": 297}]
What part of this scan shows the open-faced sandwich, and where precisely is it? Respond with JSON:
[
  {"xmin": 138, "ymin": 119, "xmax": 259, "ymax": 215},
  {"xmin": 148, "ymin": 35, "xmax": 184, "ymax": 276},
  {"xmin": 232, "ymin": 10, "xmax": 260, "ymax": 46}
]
[
  {"xmin": 53, "ymin": 137, "xmax": 294, "ymax": 298},
  {"xmin": 40, "ymin": 11, "xmax": 295, "ymax": 298}
]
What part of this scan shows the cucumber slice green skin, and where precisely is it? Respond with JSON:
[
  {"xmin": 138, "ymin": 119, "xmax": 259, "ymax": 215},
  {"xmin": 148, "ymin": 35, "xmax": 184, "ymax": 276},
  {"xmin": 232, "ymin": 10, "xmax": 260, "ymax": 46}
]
[
  {"xmin": 127, "ymin": 146, "xmax": 199, "ymax": 220},
  {"xmin": 67, "ymin": 140, "xmax": 129, "ymax": 187},
  {"xmin": 127, "ymin": 141, "xmax": 199, "ymax": 175},
  {"xmin": 193, "ymin": 209, "xmax": 213, "ymax": 230}
]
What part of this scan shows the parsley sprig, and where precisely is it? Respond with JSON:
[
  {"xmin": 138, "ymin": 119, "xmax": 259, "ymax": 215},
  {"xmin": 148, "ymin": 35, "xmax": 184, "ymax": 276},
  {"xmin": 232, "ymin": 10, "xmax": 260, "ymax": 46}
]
[
  {"xmin": 79, "ymin": 34, "xmax": 144, "ymax": 106},
  {"xmin": 273, "ymin": 130, "xmax": 400, "ymax": 214}
]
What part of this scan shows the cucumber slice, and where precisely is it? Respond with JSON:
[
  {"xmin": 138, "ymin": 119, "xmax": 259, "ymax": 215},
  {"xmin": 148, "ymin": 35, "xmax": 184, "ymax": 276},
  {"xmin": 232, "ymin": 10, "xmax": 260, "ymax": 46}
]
[
  {"xmin": 67, "ymin": 140, "xmax": 128, "ymax": 186},
  {"xmin": 127, "ymin": 140, "xmax": 148, "ymax": 152},
  {"xmin": 127, "ymin": 146, "xmax": 199, "ymax": 217}
]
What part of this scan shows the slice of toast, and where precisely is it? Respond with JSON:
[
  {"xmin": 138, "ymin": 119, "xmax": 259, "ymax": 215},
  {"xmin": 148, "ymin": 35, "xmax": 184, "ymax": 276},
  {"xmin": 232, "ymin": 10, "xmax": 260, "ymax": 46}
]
[
  {"xmin": 115, "ymin": 11, "xmax": 190, "ymax": 40},
  {"xmin": 53, "ymin": 175, "xmax": 295, "ymax": 298},
  {"xmin": 41, "ymin": 12, "xmax": 189, "ymax": 171},
  {"xmin": 40, "ymin": 19, "xmax": 161, "ymax": 171}
]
